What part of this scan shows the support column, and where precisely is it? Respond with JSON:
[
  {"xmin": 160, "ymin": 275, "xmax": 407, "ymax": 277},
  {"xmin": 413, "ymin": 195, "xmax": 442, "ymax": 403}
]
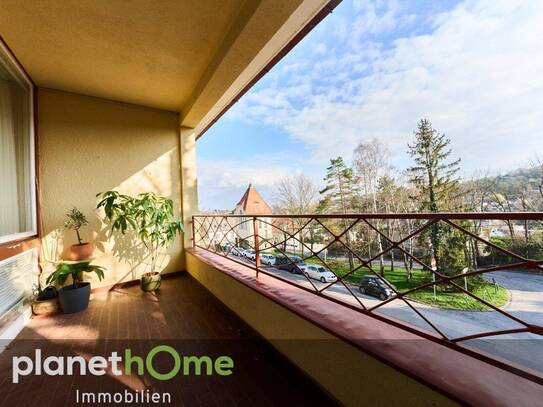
[{"xmin": 180, "ymin": 127, "xmax": 198, "ymax": 250}]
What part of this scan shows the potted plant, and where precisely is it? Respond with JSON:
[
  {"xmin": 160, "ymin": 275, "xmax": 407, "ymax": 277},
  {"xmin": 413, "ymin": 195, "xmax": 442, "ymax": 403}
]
[
  {"xmin": 31, "ymin": 284, "xmax": 60, "ymax": 316},
  {"xmin": 64, "ymin": 207, "xmax": 93, "ymax": 260},
  {"xmin": 46, "ymin": 262, "xmax": 105, "ymax": 313},
  {"xmin": 96, "ymin": 191, "xmax": 183, "ymax": 292}
]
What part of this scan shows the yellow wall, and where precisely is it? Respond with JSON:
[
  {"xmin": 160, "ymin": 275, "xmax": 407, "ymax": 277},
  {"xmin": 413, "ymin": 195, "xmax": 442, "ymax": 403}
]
[
  {"xmin": 186, "ymin": 253, "xmax": 458, "ymax": 407},
  {"xmin": 38, "ymin": 89, "xmax": 184, "ymax": 288},
  {"xmin": 180, "ymin": 127, "xmax": 199, "ymax": 248}
]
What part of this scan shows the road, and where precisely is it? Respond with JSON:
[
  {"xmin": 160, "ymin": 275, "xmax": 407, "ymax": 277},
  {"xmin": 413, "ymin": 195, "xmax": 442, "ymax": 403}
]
[{"xmin": 231, "ymin": 253, "xmax": 543, "ymax": 374}]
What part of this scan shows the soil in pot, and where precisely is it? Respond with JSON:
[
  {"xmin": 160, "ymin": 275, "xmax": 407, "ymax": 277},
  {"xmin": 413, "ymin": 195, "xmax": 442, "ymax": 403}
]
[
  {"xmin": 140, "ymin": 273, "xmax": 162, "ymax": 292},
  {"xmin": 59, "ymin": 282, "xmax": 91, "ymax": 313},
  {"xmin": 69, "ymin": 242, "xmax": 93, "ymax": 261}
]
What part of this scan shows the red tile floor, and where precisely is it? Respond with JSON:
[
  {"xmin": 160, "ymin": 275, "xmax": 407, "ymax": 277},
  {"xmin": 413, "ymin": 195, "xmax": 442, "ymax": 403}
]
[{"xmin": 0, "ymin": 274, "xmax": 336, "ymax": 406}]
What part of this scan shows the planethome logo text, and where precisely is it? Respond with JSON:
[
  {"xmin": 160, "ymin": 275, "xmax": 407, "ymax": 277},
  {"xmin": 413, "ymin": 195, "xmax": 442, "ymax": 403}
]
[{"xmin": 12, "ymin": 345, "xmax": 234, "ymax": 384}]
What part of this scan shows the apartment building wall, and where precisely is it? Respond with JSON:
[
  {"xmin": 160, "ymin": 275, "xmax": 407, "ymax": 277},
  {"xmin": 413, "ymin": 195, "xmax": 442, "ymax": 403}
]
[{"xmin": 37, "ymin": 89, "xmax": 185, "ymax": 287}]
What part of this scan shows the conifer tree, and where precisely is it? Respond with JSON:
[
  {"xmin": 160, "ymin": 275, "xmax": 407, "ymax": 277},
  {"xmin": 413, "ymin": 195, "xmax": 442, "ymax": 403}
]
[
  {"xmin": 319, "ymin": 157, "xmax": 359, "ymax": 214},
  {"xmin": 407, "ymin": 119, "xmax": 461, "ymax": 273},
  {"xmin": 319, "ymin": 157, "xmax": 359, "ymax": 268}
]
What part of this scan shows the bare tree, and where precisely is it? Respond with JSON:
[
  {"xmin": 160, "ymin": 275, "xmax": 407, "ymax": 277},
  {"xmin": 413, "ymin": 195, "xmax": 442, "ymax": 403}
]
[
  {"xmin": 517, "ymin": 186, "xmax": 533, "ymax": 245},
  {"xmin": 396, "ymin": 173, "xmax": 418, "ymax": 279},
  {"xmin": 462, "ymin": 172, "xmax": 493, "ymax": 268},
  {"xmin": 489, "ymin": 189, "xmax": 516, "ymax": 240},
  {"xmin": 530, "ymin": 155, "xmax": 543, "ymax": 207},
  {"xmin": 276, "ymin": 173, "xmax": 319, "ymax": 215},
  {"xmin": 377, "ymin": 173, "xmax": 401, "ymax": 272},
  {"xmin": 275, "ymin": 173, "xmax": 319, "ymax": 256},
  {"xmin": 353, "ymin": 139, "xmax": 390, "ymax": 274}
]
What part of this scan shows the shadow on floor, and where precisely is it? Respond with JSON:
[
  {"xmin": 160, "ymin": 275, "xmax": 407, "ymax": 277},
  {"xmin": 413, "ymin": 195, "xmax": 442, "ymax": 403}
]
[{"xmin": 0, "ymin": 275, "xmax": 337, "ymax": 406}]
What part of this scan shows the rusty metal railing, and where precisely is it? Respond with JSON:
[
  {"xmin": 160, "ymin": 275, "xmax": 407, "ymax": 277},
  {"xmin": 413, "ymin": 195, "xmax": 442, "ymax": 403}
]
[{"xmin": 192, "ymin": 212, "xmax": 543, "ymax": 383}]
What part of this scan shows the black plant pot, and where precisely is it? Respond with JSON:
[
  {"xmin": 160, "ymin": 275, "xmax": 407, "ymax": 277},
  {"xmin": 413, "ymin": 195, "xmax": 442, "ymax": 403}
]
[{"xmin": 59, "ymin": 282, "xmax": 91, "ymax": 314}]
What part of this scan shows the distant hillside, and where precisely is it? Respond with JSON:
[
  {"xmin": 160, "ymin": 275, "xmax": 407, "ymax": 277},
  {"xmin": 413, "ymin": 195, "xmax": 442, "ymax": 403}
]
[{"xmin": 485, "ymin": 167, "xmax": 542, "ymax": 196}]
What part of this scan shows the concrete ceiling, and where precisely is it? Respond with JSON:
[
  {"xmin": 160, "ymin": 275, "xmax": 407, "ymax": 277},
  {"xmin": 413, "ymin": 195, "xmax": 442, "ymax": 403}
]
[{"xmin": 0, "ymin": 0, "xmax": 330, "ymax": 130}]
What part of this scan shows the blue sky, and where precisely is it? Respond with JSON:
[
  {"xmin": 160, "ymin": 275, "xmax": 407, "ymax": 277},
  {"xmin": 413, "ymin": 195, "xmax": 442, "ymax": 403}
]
[{"xmin": 197, "ymin": 0, "xmax": 543, "ymax": 210}]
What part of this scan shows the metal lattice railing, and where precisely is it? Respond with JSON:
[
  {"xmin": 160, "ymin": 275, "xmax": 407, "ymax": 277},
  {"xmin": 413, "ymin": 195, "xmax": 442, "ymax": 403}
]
[{"xmin": 192, "ymin": 212, "xmax": 543, "ymax": 382}]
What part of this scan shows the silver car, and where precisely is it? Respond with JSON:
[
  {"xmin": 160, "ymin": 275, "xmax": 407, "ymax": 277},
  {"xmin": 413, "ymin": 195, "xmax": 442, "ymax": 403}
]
[
  {"xmin": 260, "ymin": 254, "xmax": 276, "ymax": 266},
  {"xmin": 302, "ymin": 264, "xmax": 338, "ymax": 283}
]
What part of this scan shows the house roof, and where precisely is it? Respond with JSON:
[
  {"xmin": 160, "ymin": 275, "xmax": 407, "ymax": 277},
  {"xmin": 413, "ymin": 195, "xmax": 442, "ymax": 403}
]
[{"xmin": 236, "ymin": 184, "xmax": 273, "ymax": 215}]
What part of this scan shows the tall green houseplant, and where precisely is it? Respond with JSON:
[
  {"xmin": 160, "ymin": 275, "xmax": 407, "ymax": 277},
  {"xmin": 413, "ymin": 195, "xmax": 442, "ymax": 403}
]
[{"xmin": 96, "ymin": 191, "xmax": 183, "ymax": 289}]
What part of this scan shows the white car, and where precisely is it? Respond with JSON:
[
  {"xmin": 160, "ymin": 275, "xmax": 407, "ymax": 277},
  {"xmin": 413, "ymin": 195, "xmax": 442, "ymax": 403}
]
[
  {"xmin": 230, "ymin": 246, "xmax": 245, "ymax": 257},
  {"xmin": 302, "ymin": 264, "xmax": 338, "ymax": 283},
  {"xmin": 244, "ymin": 249, "xmax": 256, "ymax": 260},
  {"xmin": 260, "ymin": 254, "xmax": 276, "ymax": 266}
]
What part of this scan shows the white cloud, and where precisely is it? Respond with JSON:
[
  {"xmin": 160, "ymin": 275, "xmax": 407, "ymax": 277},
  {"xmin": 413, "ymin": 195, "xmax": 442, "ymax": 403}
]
[
  {"xmin": 199, "ymin": 159, "xmax": 289, "ymax": 189},
  {"xmin": 352, "ymin": 0, "xmax": 401, "ymax": 36},
  {"xmin": 197, "ymin": 157, "xmax": 288, "ymax": 210},
  {"xmin": 197, "ymin": 154, "xmax": 325, "ymax": 210},
  {"xmin": 230, "ymin": 0, "xmax": 543, "ymax": 172},
  {"xmin": 312, "ymin": 42, "xmax": 328, "ymax": 55}
]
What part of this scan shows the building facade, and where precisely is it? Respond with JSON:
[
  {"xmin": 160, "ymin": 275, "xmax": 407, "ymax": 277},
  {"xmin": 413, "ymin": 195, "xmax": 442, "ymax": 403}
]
[{"xmin": 233, "ymin": 184, "xmax": 273, "ymax": 248}]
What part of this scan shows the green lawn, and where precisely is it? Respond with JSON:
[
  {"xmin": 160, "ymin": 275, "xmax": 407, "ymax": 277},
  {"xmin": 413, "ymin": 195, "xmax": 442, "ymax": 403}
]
[{"xmin": 270, "ymin": 250, "xmax": 508, "ymax": 310}]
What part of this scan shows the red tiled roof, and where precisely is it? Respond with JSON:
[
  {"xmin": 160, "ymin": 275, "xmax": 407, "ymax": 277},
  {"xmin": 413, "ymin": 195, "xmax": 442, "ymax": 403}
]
[{"xmin": 236, "ymin": 184, "xmax": 272, "ymax": 215}]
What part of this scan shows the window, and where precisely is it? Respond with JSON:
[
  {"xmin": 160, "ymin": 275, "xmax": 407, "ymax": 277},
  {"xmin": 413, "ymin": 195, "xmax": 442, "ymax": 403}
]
[{"xmin": 0, "ymin": 40, "xmax": 36, "ymax": 244}]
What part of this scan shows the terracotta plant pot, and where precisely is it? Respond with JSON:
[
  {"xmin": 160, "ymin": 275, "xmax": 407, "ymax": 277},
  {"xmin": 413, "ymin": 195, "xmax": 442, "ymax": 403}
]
[
  {"xmin": 69, "ymin": 242, "xmax": 93, "ymax": 260},
  {"xmin": 140, "ymin": 272, "xmax": 162, "ymax": 292}
]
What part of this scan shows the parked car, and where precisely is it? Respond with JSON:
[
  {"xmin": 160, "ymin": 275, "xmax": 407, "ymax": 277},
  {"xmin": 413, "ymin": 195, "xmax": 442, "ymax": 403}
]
[
  {"xmin": 244, "ymin": 249, "xmax": 256, "ymax": 261},
  {"xmin": 275, "ymin": 255, "xmax": 305, "ymax": 274},
  {"xmin": 230, "ymin": 246, "xmax": 245, "ymax": 257},
  {"xmin": 302, "ymin": 264, "xmax": 337, "ymax": 283},
  {"xmin": 260, "ymin": 254, "xmax": 276, "ymax": 266},
  {"xmin": 358, "ymin": 275, "xmax": 395, "ymax": 300}
]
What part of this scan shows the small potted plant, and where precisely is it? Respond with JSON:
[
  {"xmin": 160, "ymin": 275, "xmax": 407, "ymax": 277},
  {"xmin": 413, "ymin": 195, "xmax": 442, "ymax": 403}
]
[
  {"xmin": 64, "ymin": 207, "xmax": 93, "ymax": 260},
  {"xmin": 46, "ymin": 262, "xmax": 105, "ymax": 313},
  {"xmin": 96, "ymin": 191, "xmax": 183, "ymax": 292},
  {"xmin": 31, "ymin": 284, "xmax": 60, "ymax": 316}
]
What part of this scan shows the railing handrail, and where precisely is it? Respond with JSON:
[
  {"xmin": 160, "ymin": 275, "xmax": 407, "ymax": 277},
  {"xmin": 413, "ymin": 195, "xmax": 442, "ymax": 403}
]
[
  {"xmin": 194, "ymin": 212, "xmax": 543, "ymax": 220},
  {"xmin": 191, "ymin": 211, "xmax": 543, "ymax": 384}
]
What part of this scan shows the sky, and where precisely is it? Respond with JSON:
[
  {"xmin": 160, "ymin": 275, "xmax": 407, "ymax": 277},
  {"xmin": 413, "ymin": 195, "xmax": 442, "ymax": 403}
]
[{"xmin": 197, "ymin": 0, "xmax": 543, "ymax": 211}]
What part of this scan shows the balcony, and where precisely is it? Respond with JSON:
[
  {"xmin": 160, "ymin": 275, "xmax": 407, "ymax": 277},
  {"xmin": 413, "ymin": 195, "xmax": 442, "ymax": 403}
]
[{"xmin": 1, "ymin": 1, "xmax": 542, "ymax": 405}]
